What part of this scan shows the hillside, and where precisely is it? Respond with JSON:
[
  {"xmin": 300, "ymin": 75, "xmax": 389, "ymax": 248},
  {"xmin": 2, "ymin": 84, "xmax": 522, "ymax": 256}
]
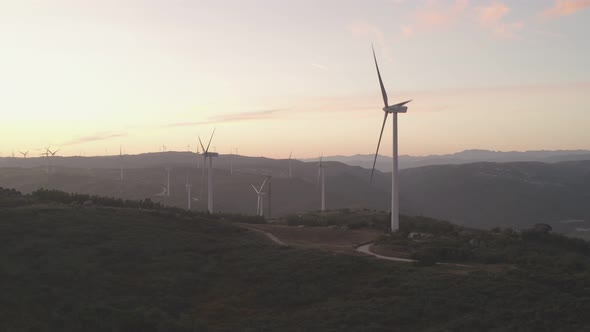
[
  {"xmin": 2, "ymin": 156, "xmax": 590, "ymax": 234},
  {"xmin": 400, "ymin": 160, "xmax": 590, "ymax": 234},
  {"xmin": 3, "ymin": 188, "xmax": 590, "ymax": 331}
]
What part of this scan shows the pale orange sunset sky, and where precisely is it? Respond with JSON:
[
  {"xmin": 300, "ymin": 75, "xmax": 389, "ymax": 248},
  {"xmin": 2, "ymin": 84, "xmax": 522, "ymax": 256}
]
[{"xmin": 1, "ymin": 0, "xmax": 589, "ymax": 158}]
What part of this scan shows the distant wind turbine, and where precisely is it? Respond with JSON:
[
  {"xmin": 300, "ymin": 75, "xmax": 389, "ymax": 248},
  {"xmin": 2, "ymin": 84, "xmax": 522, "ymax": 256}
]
[
  {"xmin": 198, "ymin": 129, "xmax": 218, "ymax": 213},
  {"xmin": 119, "ymin": 146, "xmax": 124, "ymax": 181},
  {"xmin": 165, "ymin": 167, "xmax": 171, "ymax": 197},
  {"xmin": 251, "ymin": 177, "xmax": 268, "ymax": 217},
  {"xmin": 369, "ymin": 45, "xmax": 412, "ymax": 232},
  {"xmin": 40, "ymin": 150, "xmax": 50, "ymax": 174},
  {"xmin": 19, "ymin": 151, "xmax": 29, "ymax": 158},
  {"xmin": 317, "ymin": 155, "xmax": 326, "ymax": 212},
  {"xmin": 229, "ymin": 147, "xmax": 233, "ymax": 176},
  {"xmin": 288, "ymin": 151, "xmax": 293, "ymax": 178},
  {"xmin": 185, "ymin": 175, "xmax": 192, "ymax": 210},
  {"xmin": 45, "ymin": 147, "xmax": 60, "ymax": 174}
]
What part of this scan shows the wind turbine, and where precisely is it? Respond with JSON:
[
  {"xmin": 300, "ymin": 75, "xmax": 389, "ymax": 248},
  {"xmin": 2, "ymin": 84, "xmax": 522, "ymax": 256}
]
[
  {"xmin": 229, "ymin": 147, "xmax": 233, "ymax": 176},
  {"xmin": 317, "ymin": 156, "xmax": 326, "ymax": 212},
  {"xmin": 369, "ymin": 45, "xmax": 412, "ymax": 232},
  {"xmin": 288, "ymin": 151, "xmax": 293, "ymax": 178},
  {"xmin": 198, "ymin": 129, "xmax": 218, "ymax": 213},
  {"xmin": 40, "ymin": 150, "xmax": 50, "ymax": 174},
  {"xmin": 119, "ymin": 146, "xmax": 124, "ymax": 181},
  {"xmin": 155, "ymin": 185, "xmax": 167, "ymax": 197},
  {"xmin": 45, "ymin": 147, "xmax": 59, "ymax": 174},
  {"xmin": 185, "ymin": 174, "xmax": 192, "ymax": 210},
  {"xmin": 19, "ymin": 151, "xmax": 29, "ymax": 158},
  {"xmin": 251, "ymin": 177, "xmax": 268, "ymax": 217},
  {"xmin": 165, "ymin": 167, "xmax": 171, "ymax": 197}
]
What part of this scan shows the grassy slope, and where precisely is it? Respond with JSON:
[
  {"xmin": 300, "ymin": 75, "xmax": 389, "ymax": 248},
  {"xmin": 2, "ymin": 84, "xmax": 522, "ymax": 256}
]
[{"xmin": 1, "ymin": 203, "xmax": 590, "ymax": 331}]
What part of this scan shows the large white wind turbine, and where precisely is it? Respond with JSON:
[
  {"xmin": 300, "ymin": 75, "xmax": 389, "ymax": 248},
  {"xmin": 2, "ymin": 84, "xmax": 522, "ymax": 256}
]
[
  {"xmin": 317, "ymin": 156, "xmax": 326, "ymax": 212},
  {"xmin": 198, "ymin": 129, "xmax": 218, "ymax": 214},
  {"xmin": 369, "ymin": 45, "xmax": 412, "ymax": 232},
  {"xmin": 251, "ymin": 177, "xmax": 268, "ymax": 217}
]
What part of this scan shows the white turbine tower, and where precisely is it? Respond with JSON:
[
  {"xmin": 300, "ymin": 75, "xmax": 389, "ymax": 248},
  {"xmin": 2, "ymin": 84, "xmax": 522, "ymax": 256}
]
[
  {"xmin": 251, "ymin": 177, "xmax": 268, "ymax": 217},
  {"xmin": 288, "ymin": 151, "xmax": 293, "ymax": 178},
  {"xmin": 198, "ymin": 129, "xmax": 218, "ymax": 214},
  {"xmin": 369, "ymin": 45, "xmax": 412, "ymax": 232},
  {"xmin": 317, "ymin": 156, "xmax": 326, "ymax": 212},
  {"xmin": 40, "ymin": 150, "xmax": 50, "ymax": 174},
  {"xmin": 165, "ymin": 167, "xmax": 171, "ymax": 197},
  {"xmin": 119, "ymin": 146, "xmax": 124, "ymax": 181},
  {"xmin": 229, "ymin": 147, "xmax": 233, "ymax": 176},
  {"xmin": 185, "ymin": 175, "xmax": 192, "ymax": 210}
]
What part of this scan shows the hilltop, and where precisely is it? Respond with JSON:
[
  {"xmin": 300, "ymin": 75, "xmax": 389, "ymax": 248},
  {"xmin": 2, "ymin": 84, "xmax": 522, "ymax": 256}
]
[{"xmin": 302, "ymin": 149, "xmax": 590, "ymax": 171}]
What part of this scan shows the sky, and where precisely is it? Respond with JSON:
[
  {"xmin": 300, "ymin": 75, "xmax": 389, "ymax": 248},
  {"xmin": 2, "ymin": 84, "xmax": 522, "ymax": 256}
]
[{"xmin": 1, "ymin": 0, "xmax": 589, "ymax": 158}]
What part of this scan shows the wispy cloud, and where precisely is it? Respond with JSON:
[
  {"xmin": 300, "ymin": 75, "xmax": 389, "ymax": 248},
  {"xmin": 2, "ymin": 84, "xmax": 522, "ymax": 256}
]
[
  {"xmin": 312, "ymin": 63, "xmax": 329, "ymax": 70},
  {"xmin": 400, "ymin": 0, "xmax": 522, "ymax": 39},
  {"xmin": 401, "ymin": 0, "xmax": 469, "ymax": 38},
  {"xmin": 164, "ymin": 108, "xmax": 288, "ymax": 128},
  {"xmin": 61, "ymin": 131, "xmax": 127, "ymax": 146},
  {"xmin": 476, "ymin": 2, "xmax": 523, "ymax": 38},
  {"xmin": 540, "ymin": 0, "xmax": 590, "ymax": 18}
]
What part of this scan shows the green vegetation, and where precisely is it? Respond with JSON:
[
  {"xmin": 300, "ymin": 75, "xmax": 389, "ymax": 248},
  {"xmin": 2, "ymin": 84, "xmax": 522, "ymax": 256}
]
[
  {"xmin": 377, "ymin": 216, "xmax": 590, "ymax": 271},
  {"xmin": 285, "ymin": 208, "xmax": 390, "ymax": 230},
  {"xmin": 2, "ymin": 188, "xmax": 590, "ymax": 331}
]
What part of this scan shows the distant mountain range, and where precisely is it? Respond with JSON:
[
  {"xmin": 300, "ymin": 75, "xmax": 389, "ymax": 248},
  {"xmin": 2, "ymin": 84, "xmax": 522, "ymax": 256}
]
[
  {"xmin": 302, "ymin": 149, "xmax": 590, "ymax": 171},
  {"xmin": 1, "ymin": 152, "xmax": 590, "ymax": 236}
]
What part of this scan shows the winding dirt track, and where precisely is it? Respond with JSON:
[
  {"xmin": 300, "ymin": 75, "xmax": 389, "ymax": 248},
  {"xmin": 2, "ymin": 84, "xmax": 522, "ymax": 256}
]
[
  {"xmin": 240, "ymin": 224, "xmax": 475, "ymax": 267},
  {"xmin": 355, "ymin": 243, "xmax": 416, "ymax": 262}
]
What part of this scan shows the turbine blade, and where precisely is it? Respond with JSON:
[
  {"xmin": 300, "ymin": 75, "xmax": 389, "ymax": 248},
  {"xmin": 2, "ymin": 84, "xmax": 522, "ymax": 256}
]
[
  {"xmin": 372, "ymin": 44, "xmax": 388, "ymax": 108},
  {"xmin": 251, "ymin": 184, "xmax": 259, "ymax": 194},
  {"xmin": 198, "ymin": 136, "xmax": 206, "ymax": 153},
  {"xmin": 393, "ymin": 99, "xmax": 412, "ymax": 107},
  {"xmin": 260, "ymin": 177, "xmax": 268, "ymax": 191},
  {"xmin": 370, "ymin": 112, "xmax": 389, "ymax": 183},
  {"xmin": 205, "ymin": 128, "xmax": 216, "ymax": 153}
]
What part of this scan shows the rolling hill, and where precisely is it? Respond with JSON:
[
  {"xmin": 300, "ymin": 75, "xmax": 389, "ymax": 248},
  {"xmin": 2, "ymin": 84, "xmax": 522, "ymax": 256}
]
[
  {"xmin": 302, "ymin": 149, "xmax": 590, "ymax": 171},
  {"xmin": 2, "ymin": 153, "xmax": 590, "ymax": 235}
]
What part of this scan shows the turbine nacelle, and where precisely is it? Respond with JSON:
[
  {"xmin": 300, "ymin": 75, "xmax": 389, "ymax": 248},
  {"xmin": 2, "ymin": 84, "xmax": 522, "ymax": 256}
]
[
  {"xmin": 383, "ymin": 100, "xmax": 412, "ymax": 113},
  {"xmin": 383, "ymin": 105, "xmax": 408, "ymax": 113}
]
